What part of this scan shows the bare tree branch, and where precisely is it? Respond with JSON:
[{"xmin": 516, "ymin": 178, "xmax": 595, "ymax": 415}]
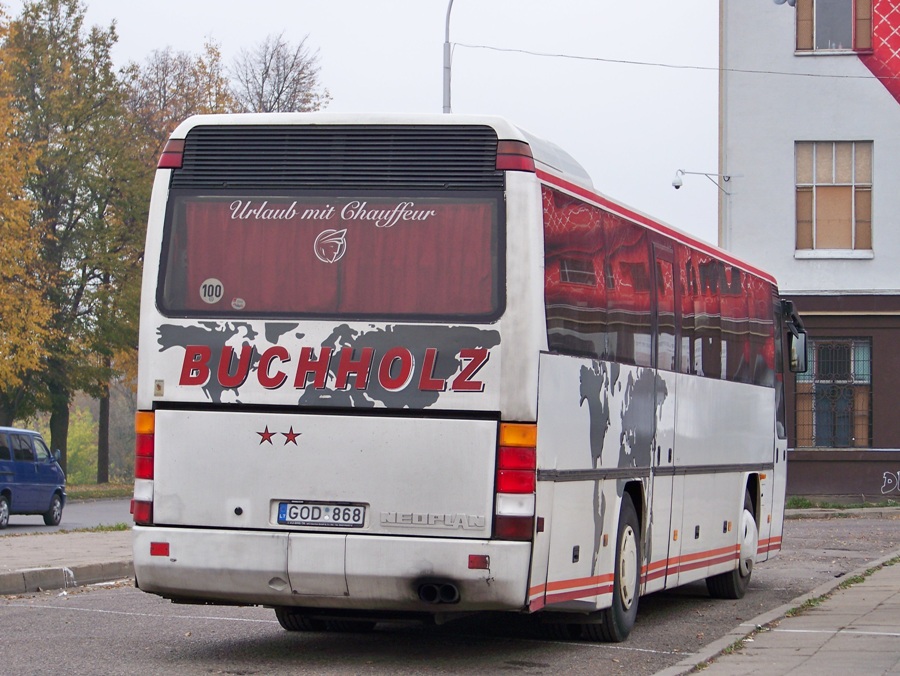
[{"xmin": 231, "ymin": 32, "xmax": 331, "ymax": 113}]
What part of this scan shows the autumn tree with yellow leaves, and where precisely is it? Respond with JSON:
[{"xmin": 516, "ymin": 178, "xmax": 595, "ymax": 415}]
[
  {"xmin": 0, "ymin": 16, "xmax": 53, "ymax": 425},
  {"xmin": 0, "ymin": 0, "xmax": 330, "ymax": 478}
]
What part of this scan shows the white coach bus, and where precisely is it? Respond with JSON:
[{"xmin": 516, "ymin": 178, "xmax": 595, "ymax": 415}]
[{"xmin": 132, "ymin": 114, "xmax": 806, "ymax": 641}]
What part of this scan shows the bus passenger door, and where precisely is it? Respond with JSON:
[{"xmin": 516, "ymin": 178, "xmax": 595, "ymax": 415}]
[{"xmin": 644, "ymin": 244, "xmax": 680, "ymax": 594}]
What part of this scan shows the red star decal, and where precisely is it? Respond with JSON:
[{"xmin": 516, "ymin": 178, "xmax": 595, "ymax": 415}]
[
  {"xmin": 282, "ymin": 427, "xmax": 301, "ymax": 445},
  {"xmin": 257, "ymin": 426, "xmax": 275, "ymax": 444}
]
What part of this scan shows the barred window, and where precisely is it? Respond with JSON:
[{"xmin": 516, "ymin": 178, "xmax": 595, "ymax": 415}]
[{"xmin": 795, "ymin": 337, "xmax": 872, "ymax": 447}]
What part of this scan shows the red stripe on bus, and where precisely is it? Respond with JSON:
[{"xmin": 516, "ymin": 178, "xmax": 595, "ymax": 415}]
[
  {"xmin": 537, "ymin": 543, "xmax": 748, "ymax": 610},
  {"xmin": 545, "ymin": 573, "xmax": 614, "ymax": 593},
  {"xmin": 544, "ymin": 583, "xmax": 615, "ymax": 606}
]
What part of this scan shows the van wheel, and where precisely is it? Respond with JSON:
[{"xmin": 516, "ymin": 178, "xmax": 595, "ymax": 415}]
[
  {"xmin": 0, "ymin": 495, "xmax": 9, "ymax": 529},
  {"xmin": 707, "ymin": 492, "xmax": 757, "ymax": 600},
  {"xmin": 274, "ymin": 607, "xmax": 327, "ymax": 632},
  {"xmin": 43, "ymin": 493, "xmax": 63, "ymax": 526},
  {"xmin": 584, "ymin": 493, "xmax": 640, "ymax": 642}
]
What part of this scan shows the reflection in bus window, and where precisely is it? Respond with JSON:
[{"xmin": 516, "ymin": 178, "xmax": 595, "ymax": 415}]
[
  {"xmin": 543, "ymin": 187, "xmax": 607, "ymax": 359},
  {"xmin": 542, "ymin": 185, "xmax": 775, "ymax": 387},
  {"xmin": 606, "ymin": 217, "xmax": 651, "ymax": 367}
]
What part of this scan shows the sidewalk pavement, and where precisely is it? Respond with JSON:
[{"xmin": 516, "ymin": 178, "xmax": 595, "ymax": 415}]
[
  {"xmin": 0, "ymin": 530, "xmax": 132, "ymax": 595},
  {"xmin": 657, "ymin": 548, "xmax": 900, "ymax": 675},
  {"xmin": 1, "ymin": 510, "xmax": 899, "ymax": 675}
]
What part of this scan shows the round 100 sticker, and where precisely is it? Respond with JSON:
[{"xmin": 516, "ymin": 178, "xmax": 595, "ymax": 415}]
[{"xmin": 200, "ymin": 278, "xmax": 224, "ymax": 304}]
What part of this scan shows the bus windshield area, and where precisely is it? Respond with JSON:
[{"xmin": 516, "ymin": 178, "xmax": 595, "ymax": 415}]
[{"xmin": 159, "ymin": 193, "xmax": 502, "ymax": 320}]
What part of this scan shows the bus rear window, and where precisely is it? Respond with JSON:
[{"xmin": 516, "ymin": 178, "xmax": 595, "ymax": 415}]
[{"xmin": 158, "ymin": 193, "xmax": 503, "ymax": 320}]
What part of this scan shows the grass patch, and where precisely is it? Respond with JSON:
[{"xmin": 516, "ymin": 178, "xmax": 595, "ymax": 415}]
[
  {"xmin": 59, "ymin": 522, "xmax": 131, "ymax": 533},
  {"xmin": 786, "ymin": 496, "xmax": 900, "ymax": 510},
  {"xmin": 785, "ymin": 596, "xmax": 825, "ymax": 617},
  {"xmin": 66, "ymin": 482, "xmax": 132, "ymax": 500}
]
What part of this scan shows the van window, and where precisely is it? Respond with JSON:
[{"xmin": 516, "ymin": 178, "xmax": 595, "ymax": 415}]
[
  {"xmin": 33, "ymin": 438, "xmax": 51, "ymax": 462},
  {"xmin": 0, "ymin": 433, "xmax": 10, "ymax": 461},
  {"xmin": 12, "ymin": 434, "xmax": 34, "ymax": 462}
]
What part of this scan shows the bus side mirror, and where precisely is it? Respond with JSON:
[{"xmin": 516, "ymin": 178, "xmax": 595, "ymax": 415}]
[{"xmin": 789, "ymin": 330, "xmax": 807, "ymax": 373}]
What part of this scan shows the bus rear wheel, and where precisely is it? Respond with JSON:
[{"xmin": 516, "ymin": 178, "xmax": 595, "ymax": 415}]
[
  {"xmin": 584, "ymin": 493, "xmax": 640, "ymax": 642},
  {"xmin": 706, "ymin": 492, "xmax": 757, "ymax": 600},
  {"xmin": 274, "ymin": 607, "xmax": 327, "ymax": 632}
]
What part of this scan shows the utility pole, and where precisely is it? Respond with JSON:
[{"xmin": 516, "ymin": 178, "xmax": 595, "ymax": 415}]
[{"xmin": 443, "ymin": 0, "xmax": 454, "ymax": 113}]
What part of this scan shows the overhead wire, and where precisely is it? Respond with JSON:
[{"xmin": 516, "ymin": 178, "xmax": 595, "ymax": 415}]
[{"xmin": 452, "ymin": 42, "xmax": 900, "ymax": 83}]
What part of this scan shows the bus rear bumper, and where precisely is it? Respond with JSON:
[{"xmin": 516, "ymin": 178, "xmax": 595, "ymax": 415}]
[{"xmin": 133, "ymin": 526, "xmax": 532, "ymax": 612}]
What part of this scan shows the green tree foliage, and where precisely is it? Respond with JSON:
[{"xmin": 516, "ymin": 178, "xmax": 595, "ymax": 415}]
[
  {"xmin": 5, "ymin": 0, "xmax": 140, "ymax": 469},
  {"xmin": 63, "ymin": 404, "xmax": 99, "ymax": 484},
  {"xmin": 1, "ymin": 1, "xmax": 331, "ymax": 477}
]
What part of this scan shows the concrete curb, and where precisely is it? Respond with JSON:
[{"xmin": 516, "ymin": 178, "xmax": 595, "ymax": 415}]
[
  {"xmin": 785, "ymin": 506, "xmax": 900, "ymax": 520},
  {"xmin": 653, "ymin": 546, "xmax": 900, "ymax": 676},
  {"xmin": 0, "ymin": 561, "xmax": 134, "ymax": 596}
]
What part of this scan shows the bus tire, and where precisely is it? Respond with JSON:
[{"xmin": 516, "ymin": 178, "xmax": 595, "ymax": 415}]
[
  {"xmin": 706, "ymin": 492, "xmax": 757, "ymax": 600},
  {"xmin": 585, "ymin": 493, "xmax": 640, "ymax": 642},
  {"xmin": 325, "ymin": 619, "xmax": 376, "ymax": 633},
  {"xmin": 274, "ymin": 607, "xmax": 327, "ymax": 632},
  {"xmin": 541, "ymin": 621, "xmax": 581, "ymax": 641}
]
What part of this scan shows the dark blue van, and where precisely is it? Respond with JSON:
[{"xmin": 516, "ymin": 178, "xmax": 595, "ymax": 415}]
[{"xmin": 0, "ymin": 427, "xmax": 66, "ymax": 528}]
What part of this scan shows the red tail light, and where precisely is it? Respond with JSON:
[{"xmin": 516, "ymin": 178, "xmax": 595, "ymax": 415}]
[
  {"xmin": 134, "ymin": 412, "xmax": 155, "ymax": 480},
  {"xmin": 133, "ymin": 411, "xmax": 155, "ymax": 526},
  {"xmin": 157, "ymin": 138, "xmax": 184, "ymax": 169},
  {"xmin": 496, "ymin": 140, "xmax": 535, "ymax": 172},
  {"xmin": 494, "ymin": 515, "xmax": 536, "ymax": 540},
  {"xmin": 494, "ymin": 423, "xmax": 537, "ymax": 541},
  {"xmin": 497, "ymin": 468, "xmax": 536, "ymax": 493},
  {"xmin": 132, "ymin": 500, "xmax": 153, "ymax": 526}
]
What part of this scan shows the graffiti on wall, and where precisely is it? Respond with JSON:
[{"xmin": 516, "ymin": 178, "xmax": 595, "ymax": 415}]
[{"xmin": 881, "ymin": 471, "xmax": 900, "ymax": 494}]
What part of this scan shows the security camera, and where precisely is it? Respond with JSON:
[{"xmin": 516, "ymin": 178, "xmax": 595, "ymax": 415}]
[{"xmin": 672, "ymin": 175, "xmax": 683, "ymax": 190}]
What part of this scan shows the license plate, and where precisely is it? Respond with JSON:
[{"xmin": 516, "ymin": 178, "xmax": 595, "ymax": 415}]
[{"xmin": 277, "ymin": 501, "xmax": 366, "ymax": 528}]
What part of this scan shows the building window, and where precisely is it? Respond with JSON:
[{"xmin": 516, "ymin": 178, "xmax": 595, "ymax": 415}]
[
  {"xmin": 795, "ymin": 337, "xmax": 871, "ymax": 447},
  {"xmin": 796, "ymin": 0, "xmax": 872, "ymax": 51},
  {"xmin": 796, "ymin": 141, "xmax": 872, "ymax": 252}
]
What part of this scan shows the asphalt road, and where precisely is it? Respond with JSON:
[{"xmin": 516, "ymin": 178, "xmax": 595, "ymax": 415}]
[
  {"xmin": 2, "ymin": 513, "xmax": 898, "ymax": 675},
  {"xmin": 2, "ymin": 497, "xmax": 132, "ymax": 534}
]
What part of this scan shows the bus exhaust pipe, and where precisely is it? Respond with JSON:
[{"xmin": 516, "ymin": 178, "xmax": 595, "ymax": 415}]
[
  {"xmin": 418, "ymin": 582, "xmax": 460, "ymax": 604},
  {"xmin": 418, "ymin": 584, "xmax": 441, "ymax": 604},
  {"xmin": 438, "ymin": 583, "xmax": 460, "ymax": 604}
]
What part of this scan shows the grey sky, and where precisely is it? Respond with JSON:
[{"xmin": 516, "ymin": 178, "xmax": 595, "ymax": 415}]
[{"xmin": 7, "ymin": 0, "xmax": 720, "ymax": 243}]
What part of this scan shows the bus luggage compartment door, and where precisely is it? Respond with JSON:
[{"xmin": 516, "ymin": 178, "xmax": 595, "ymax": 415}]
[{"xmin": 152, "ymin": 410, "xmax": 499, "ymax": 540}]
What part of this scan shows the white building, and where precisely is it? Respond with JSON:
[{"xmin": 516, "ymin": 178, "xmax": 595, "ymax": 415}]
[{"xmin": 720, "ymin": 0, "xmax": 900, "ymax": 500}]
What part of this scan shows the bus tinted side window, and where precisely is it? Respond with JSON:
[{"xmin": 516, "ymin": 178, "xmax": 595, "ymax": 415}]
[
  {"xmin": 543, "ymin": 187, "xmax": 608, "ymax": 359},
  {"xmin": 680, "ymin": 248, "xmax": 775, "ymax": 387},
  {"xmin": 677, "ymin": 244, "xmax": 696, "ymax": 375},
  {"xmin": 542, "ymin": 186, "xmax": 652, "ymax": 368},
  {"xmin": 721, "ymin": 266, "xmax": 750, "ymax": 383},
  {"xmin": 748, "ymin": 280, "xmax": 776, "ymax": 387},
  {"xmin": 604, "ymin": 214, "xmax": 651, "ymax": 367},
  {"xmin": 542, "ymin": 185, "xmax": 775, "ymax": 387}
]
